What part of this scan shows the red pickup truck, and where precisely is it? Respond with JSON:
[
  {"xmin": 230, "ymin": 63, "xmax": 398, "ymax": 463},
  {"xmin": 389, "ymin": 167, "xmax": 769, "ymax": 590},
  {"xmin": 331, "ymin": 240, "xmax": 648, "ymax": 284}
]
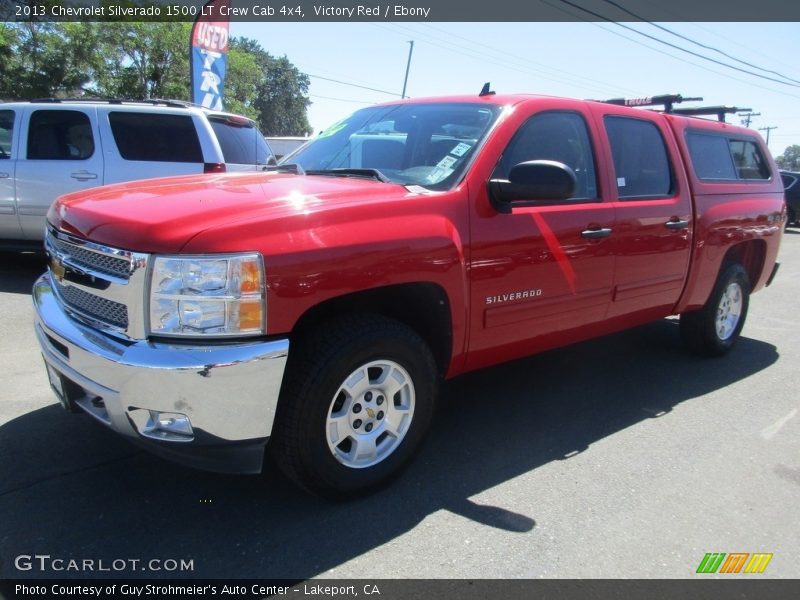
[{"xmin": 33, "ymin": 92, "xmax": 784, "ymax": 498}]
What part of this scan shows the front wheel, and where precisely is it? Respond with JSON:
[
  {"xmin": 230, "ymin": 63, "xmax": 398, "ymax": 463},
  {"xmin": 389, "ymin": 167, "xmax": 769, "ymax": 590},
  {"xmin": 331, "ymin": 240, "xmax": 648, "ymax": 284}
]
[
  {"xmin": 271, "ymin": 315, "xmax": 438, "ymax": 499},
  {"xmin": 680, "ymin": 263, "xmax": 750, "ymax": 357}
]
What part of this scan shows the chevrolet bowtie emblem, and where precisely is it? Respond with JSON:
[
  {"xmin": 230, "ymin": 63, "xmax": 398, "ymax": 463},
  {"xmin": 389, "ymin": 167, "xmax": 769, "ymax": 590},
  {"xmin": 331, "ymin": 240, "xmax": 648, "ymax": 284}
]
[{"xmin": 51, "ymin": 258, "xmax": 66, "ymax": 282}]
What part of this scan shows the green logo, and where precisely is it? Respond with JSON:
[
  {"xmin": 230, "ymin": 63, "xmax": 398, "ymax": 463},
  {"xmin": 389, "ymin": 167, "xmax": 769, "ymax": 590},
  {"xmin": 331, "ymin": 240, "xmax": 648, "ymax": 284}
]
[{"xmin": 696, "ymin": 552, "xmax": 773, "ymax": 574}]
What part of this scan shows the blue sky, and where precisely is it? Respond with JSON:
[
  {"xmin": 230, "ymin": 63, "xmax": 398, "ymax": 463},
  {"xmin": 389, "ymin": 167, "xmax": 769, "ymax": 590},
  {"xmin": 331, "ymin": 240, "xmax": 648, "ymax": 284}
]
[{"xmin": 234, "ymin": 22, "xmax": 800, "ymax": 156}]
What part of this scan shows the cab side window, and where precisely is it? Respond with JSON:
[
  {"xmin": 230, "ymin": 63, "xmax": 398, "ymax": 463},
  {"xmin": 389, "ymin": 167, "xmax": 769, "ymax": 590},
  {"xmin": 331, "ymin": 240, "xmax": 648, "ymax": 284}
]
[
  {"xmin": 494, "ymin": 111, "xmax": 598, "ymax": 200},
  {"xmin": 0, "ymin": 110, "xmax": 13, "ymax": 159},
  {"xmin": 685, "ymin": 133, "xmax": 735, "ymax": 180},
  {"xmin": 686, "ymin": 131, "xmax": 771, "ymax": 181},
  {"xmin": 27, "ymin": 110, "xmax": 95, "ymax": 160},
  {"xmin": 604, "ymin": 116, "xmax": 673, "ymax": 199},
  {"xmin": 729, "ymin": 139, "xmax": 770, "ymax": 180}
]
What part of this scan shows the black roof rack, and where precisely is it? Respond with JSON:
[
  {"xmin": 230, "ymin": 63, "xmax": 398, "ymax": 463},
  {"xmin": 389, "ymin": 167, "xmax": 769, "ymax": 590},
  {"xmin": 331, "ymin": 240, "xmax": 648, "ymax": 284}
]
[
  {"xmin": 28, "ymin": 98, "xmax": 194, "ymax": 109},
  {"xmin": 149, "ymin": 98, "xmax": 207, "ymax": 109},
  {"xmin": 598, "ymin": 94, "xmax": 703, "ymax": 112},
  {"xmin": 29, "ymin": 98, "xmax": 99, "ymax": 103},
  {"xmin": 669, "ymin": 106, "xmax": 751, "ymax": 123},
  {"xmin": 594, "ymin": 94, "xmax": 754, "ymax": 123}
]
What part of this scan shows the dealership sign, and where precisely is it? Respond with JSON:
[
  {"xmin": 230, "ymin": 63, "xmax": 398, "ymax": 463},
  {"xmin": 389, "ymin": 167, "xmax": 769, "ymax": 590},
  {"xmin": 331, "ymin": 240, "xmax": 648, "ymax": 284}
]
[{"xmin": 191, "ymin": 0, "xmax": 231, "ymax": 110}]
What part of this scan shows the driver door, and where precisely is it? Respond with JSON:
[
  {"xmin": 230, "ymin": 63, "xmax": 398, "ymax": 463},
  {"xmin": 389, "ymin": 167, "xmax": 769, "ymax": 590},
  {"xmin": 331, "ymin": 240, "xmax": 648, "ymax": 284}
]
[{"xmin": 466, "ymin": 108, "xmax": 617, "ymax": 369}]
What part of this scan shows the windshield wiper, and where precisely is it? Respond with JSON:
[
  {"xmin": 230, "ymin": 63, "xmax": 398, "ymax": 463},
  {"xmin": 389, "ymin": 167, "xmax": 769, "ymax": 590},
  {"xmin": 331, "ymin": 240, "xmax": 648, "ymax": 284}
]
[
  {"xmin": 264, "ymin": 163, "xmax": 306, "ymax": 175},
  {"xmin": 305, "ymin": 168, "xmax": 391, "ymax": 183}
]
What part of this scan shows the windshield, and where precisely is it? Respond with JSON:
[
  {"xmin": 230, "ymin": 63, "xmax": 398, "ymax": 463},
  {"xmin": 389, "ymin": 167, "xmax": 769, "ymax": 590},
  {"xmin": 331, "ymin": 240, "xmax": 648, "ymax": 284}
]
[{"xmin": 283, "ymin": 102, "xmax": 500, "ymax": 190}]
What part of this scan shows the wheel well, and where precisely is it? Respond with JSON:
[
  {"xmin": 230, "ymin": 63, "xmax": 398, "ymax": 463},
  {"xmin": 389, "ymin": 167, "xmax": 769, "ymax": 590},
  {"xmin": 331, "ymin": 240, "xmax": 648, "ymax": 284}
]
[
  {"xmin": 291, "ymin": 283, "xmax": 453, "ymax": 376},
  {"xmin": 723, "ymin": 240, "xmax": 766, "ymax": 290}
]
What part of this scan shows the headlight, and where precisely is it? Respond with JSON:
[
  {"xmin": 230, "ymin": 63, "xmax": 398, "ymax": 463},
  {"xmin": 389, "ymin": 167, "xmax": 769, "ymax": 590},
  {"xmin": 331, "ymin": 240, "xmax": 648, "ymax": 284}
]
[{"xmin": 149, "ymin": 254, "xmax": 265, "ymax": 337}]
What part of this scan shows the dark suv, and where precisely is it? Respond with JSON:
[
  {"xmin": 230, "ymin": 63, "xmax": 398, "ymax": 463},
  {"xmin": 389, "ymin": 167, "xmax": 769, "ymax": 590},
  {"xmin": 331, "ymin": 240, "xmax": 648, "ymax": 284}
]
[{"xmin": 781, "ymin": 170, "xmax": 800, "ymax": 226}]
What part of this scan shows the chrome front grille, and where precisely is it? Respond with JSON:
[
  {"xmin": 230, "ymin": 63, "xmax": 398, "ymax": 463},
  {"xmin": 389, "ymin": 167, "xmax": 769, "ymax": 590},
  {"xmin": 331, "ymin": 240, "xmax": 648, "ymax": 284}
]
[
  {"xmin": 45, "ymin": 226, "xmax": 150, "ymax": 339},
  {"xmin": 48, "ymin": 234, "xmax": 132, "ymax": 279},
  {"xmin": 54, "ymin": 279, "xmax": 129, "ymax": 329},
  {"xmin": 46, "ymin": 226, "xmax": 132, "ymax": 281}
]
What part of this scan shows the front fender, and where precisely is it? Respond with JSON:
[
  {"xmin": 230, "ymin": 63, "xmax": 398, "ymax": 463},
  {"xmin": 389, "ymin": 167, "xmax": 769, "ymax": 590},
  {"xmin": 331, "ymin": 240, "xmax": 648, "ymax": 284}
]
[{"xmin": 181, "ymin": 193, "xmax": 471, "ymax": 370}]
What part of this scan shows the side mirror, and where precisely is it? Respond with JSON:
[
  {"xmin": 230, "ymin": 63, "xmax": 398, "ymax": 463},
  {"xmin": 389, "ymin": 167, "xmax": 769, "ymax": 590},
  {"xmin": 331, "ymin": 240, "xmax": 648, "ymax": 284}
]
[
  {"xmin": 266, "ymin": 155, "xmax": 278, "ymax": 167},
  {"xmin": 488, "ymin": 160, "xmax": 577, "ymax": 213}
]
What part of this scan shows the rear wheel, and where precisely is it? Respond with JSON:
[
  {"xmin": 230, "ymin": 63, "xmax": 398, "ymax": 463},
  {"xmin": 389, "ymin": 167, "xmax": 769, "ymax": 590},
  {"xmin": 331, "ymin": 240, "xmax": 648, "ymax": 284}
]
[
  {"xmin": 680, "ymin": 264, "xmax": 750, "ymax": 357},
  {"xmin": 271, "ymin": 315, "xmax": 438, "ymax": 499}
]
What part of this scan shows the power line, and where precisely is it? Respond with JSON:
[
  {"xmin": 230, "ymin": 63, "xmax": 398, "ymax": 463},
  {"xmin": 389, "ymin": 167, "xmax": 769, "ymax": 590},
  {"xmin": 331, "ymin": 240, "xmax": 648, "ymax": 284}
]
[
  {"xmin": 541, "ymin": 0, "xmax": 800, "ymax": 102},
  {"xmin": 309, "ymin": 94, "xmax": 374, "ymax": 104},
  {"xmin": 416, "ymin": 22, "xmax": 640, "ymax": 96},
  {"xmin": 303, "ymin": 17, "xmax": 800, "ymax": 134},
  {"xmin": 294, "ymin": 61, "xmax": 408, "ymax": 95},
  {"xmin": 372, "ymin": 22, "xmax": 628, "ymax": 98},
  {"xmin": 689, "ymin": 22, "xmax": 800, "ymax": 75},
  {"xmin": 557, "ymin": 0, "xmax": 800, "ymax": 89},
  {"xmin": 598, "ymin": 0, "xmax": 800, "ymax": 86},
  {"xmin": 305, "ymin": 73, "xmax": 401, "ymax": 97}
]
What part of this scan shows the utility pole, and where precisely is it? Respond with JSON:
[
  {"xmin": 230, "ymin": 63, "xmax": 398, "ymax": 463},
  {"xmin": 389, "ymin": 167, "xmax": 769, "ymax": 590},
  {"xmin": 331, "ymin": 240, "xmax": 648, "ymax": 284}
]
[
  {"xmin": 738, "ymin": 111, "xmax": 760, "ymax": 127},
  {"xmin": 758, "ymin": 125, "xmax": 778, "ymax": 147},
  {"xmin": 401, "ymin": 41, "xmax": 414, "ymax": 99}
]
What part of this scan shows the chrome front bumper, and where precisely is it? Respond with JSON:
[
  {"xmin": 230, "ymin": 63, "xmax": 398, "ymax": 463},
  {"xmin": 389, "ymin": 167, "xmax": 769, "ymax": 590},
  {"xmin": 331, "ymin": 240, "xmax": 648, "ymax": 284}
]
[{"xmin": 32, "ymin": 272, "xmax": 289, "ymax": 474}]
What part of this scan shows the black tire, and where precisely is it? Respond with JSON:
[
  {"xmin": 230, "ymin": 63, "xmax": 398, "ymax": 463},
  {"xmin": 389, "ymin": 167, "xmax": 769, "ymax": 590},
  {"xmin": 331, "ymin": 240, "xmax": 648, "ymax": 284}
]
[
  {"xmin": 680, "ymin": 263, "xmax": 750, "ymax": 357},
  {"xmin": 788, "ymin": 206, "xmax": 797, "ymax": 227},
  {"xmin": 270, "ymin": 315, "xmax": 438, "ymax": 499}
]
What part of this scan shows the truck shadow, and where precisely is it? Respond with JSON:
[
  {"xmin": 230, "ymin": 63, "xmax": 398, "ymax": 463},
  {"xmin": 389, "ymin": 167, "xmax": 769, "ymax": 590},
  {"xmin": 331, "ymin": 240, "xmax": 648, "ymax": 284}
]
[
  {"xmin": 0, "ymin": 320, "xmax": 778, "ymax": 579},
  {"xmin": 0, "ymin": 251, "xmax": 47, "ymax": 294}
]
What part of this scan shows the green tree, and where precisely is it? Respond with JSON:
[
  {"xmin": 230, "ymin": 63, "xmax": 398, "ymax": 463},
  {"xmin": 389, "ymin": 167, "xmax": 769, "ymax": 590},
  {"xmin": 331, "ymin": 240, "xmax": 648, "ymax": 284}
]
[
  {"xmin": 223, "ymin": 48, "xmax": 261, "ymax": 121},
  {"xmin": 776, "ymin": 145, "xmax": 800, "ymax": 171},
  {"xmin": 231, "ymin": 37, "xmax": 312, "ymax": 136},
  {"xmin": 89, "ymin": 22, "xmax": 192, "ymax": 100},
  {"xmin": 0, "ymin": 24, "xmax": 19, "ymax": 99},
  {"xmin": 0, "ymin": 23, "xmax": 311, "ymax": 135},
  {"xmin": 0, "ymin": 22, "xmax": 96, "ymax": 99}
]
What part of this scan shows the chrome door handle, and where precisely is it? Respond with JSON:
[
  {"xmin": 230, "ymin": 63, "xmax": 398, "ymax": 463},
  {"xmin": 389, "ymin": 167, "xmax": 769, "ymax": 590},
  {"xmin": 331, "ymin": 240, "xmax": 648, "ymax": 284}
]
[
  {"xmin": 70, "ymin": 171, "xmax": 98, "ymax": 181},
  {"xmin": 665, "ymin": 219, "xmax": 689, "ymax": 230},
  {"xmin": 581, "ymin": 227, "xmax": 613, "ymax": 239}
]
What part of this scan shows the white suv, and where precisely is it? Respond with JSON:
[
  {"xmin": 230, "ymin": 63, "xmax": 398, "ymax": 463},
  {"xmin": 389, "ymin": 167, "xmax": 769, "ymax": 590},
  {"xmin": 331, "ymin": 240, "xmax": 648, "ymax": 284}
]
[{"xmin": 0, "ymin": 99, "xmax": 276, "ymax": 245}]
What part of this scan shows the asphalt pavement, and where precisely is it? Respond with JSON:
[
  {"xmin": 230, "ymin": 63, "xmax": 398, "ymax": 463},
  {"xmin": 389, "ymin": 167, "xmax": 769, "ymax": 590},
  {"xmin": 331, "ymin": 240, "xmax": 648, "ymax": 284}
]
[{"xmin": 0, "ymin": 232, "xmax": 798, "ymax": 580}]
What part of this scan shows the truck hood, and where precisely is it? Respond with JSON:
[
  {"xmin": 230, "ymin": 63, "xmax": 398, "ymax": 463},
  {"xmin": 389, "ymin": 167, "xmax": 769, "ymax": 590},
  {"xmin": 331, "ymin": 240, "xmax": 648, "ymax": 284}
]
[{"xmin": 48, "ymin": 172, "xmax": 417, "ymax": 253}]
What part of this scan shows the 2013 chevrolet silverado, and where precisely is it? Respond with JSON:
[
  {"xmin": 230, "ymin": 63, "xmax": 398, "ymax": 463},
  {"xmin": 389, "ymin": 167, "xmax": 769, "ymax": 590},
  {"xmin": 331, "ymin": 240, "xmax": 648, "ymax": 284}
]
[{"xmin": 33, "ymin": 92, "xmax": 784, "ymax": 497}]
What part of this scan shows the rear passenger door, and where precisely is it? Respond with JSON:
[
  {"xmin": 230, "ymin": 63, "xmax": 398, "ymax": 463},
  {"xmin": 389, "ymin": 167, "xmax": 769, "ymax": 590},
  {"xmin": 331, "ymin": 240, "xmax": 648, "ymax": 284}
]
[
  {"xmin": 98, "ymin": 110, "xmax": 207, "ymax": 184},
  {"xmin": 590, "ymin": 106, "xmax": 693, "ymax": 320},
  {"xmin": 15, "ymin": 106, "xmax": 104, "ymax": 239}
]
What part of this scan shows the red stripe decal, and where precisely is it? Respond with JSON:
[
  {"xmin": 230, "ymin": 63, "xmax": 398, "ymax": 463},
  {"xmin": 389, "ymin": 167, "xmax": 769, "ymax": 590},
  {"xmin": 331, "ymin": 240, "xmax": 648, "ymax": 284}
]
[{"xmin": 531, "ymin": 212, "xmax": 577, "ymax": 295}]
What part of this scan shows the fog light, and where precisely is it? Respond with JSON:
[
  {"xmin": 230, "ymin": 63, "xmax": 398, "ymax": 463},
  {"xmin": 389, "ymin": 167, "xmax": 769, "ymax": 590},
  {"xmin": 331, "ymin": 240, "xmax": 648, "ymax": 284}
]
[
  {"xmin": 153, "ymin": 411, "xmax": 194, "ymax": 436},
  {"xmin": 127, "ymin": 408, "xmax": 194, "ymax": 442}
]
